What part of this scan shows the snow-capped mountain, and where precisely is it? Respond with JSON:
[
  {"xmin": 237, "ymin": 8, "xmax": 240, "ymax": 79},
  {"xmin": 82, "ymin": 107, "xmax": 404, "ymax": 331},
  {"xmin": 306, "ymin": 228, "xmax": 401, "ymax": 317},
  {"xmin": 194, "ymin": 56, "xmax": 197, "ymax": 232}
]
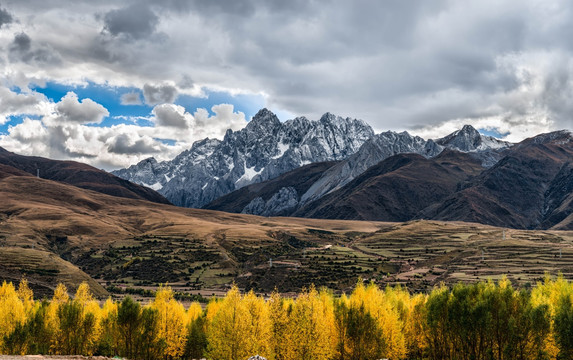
[
  {"xmin": 113, "ymin": 108, "xmax": 374, "ymax": 208},
  {"xmin": 298, "ymin": 125, "xmax": 510, "ymax": 206},
  {"xmin": 206, "ymin": 124, "xmax": 513, "ymax": 217}
]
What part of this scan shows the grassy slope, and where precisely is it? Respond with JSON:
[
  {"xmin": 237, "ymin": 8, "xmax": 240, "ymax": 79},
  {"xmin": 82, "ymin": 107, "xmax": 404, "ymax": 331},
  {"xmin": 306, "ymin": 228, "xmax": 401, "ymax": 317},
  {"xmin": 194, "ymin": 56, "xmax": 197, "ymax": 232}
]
[{"xmin": 1, "ymin": 165, "xmax": 572, "ymax": 298}]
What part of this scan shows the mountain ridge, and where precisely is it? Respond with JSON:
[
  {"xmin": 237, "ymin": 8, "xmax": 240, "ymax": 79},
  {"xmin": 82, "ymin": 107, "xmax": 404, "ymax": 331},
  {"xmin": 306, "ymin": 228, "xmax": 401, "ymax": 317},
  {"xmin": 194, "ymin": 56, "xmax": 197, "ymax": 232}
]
[{"xmin": 114, "ymin": 108, "xmax": 512, "ymax": 209}]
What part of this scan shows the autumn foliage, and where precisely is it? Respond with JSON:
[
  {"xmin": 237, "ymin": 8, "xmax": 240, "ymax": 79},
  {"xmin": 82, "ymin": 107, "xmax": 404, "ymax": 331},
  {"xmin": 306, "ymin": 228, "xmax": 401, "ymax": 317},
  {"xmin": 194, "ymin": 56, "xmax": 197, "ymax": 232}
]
[{"xmin": 2, "ymin": 277, "xmax": 573, "ymax": 359}]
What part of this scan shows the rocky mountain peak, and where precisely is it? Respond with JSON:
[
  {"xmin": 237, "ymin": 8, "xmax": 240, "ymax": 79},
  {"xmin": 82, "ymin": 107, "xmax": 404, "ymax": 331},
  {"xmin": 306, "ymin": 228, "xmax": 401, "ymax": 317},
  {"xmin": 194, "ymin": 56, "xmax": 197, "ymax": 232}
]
[
  {"xmin": 525, "ymin": 130, "xmax": 572, "ymax": 145},
  {"xmin": 246, "ymin": 108, "xmax": 281, "ymax": 131},
  {"xmin": 460, "ymin": 124, "xmax": 480, "ymax": 136},
  {"xmin": 436, "ymin": 124, "xmax": 482, "ymax": 151}
]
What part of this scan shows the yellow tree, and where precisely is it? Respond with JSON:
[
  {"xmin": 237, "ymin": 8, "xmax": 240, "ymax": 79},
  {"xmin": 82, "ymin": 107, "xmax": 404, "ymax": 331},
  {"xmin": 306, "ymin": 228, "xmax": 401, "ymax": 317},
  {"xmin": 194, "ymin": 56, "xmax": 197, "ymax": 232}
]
[
  {"xmin": 47, "ymin": 283, "xmax": 69, "ymax": 353},
  {"xmin": 207, "ymin": 286, "xmax": 272, "ymax": 360},
  {"xmin": 99, "ymin": 297, "xmax": 119, "ymax": 356},
  {"xmin": 53, "ymin": 282, "xmax": 101, "ymax": 356},
  {"xmin": 284, "ymin": 285, "xmax": 336, "ymax": 360},
  {"xmin": 242, "ymin": 290, "xmax": 272, "ymax": 357},
  {"xmin": 74, "ymin": 282, "xmax": 102, "ymax": 355},
  {"xmin": 17, "ymin": 279, "xmax": 35, "ymax": 317},
  {"xmin": 349, "ymin": 281, "xmax": 406, "ymax": 359},
  {"xmin": 151, "ymin": 285, "xmax": 187, "ymax": 358},
  {"xmin": 403, "ymin": 293, "xmax": 427, "ymax": 358},
  {"xmin": 532, "ymin": 276, "xmax": 571, "ymax": 359},
  {"xmin": 0, "ymin": 281, "xmax": 26, "ymax": 353},
  {"xmin": 268, "ymin": 291, "xmax": 290, "ymax": 360},
  {"xmin": 187, "ymin": 301, "xmax": 203, "ymax": 325},
  {"xmin": 185, "ymin": 301, "xmax": 207, "ymax": 360}
]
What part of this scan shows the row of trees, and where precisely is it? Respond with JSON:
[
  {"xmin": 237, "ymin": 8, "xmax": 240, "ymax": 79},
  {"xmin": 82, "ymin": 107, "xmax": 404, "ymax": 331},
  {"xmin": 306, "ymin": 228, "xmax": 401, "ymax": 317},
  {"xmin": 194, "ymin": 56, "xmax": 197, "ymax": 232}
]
[{"xmin": 2, "ymin": 277, "xmax": 573, "ymax": 359}]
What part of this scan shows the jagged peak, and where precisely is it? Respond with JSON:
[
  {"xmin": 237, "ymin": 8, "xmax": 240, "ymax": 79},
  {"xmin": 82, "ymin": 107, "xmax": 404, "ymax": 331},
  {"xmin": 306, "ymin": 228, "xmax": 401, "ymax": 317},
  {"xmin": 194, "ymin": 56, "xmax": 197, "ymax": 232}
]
[
  {"xmin": 190, "ymin": 137, "xmax": 221, "ymax": 148},
  {"xmin": 136, "ymin": 157, "xmax": 157, "ymax": 166},
  {"xmin": 460, "ymin": 124, "xmax": 479, "ymax": 134},
  {"xmin": 246, "ymin": 108, "xmax": 281, "ymax": 129},
  {"xmin": 319, "ymin": 112, "xmax": 356, "ymax": 126}
]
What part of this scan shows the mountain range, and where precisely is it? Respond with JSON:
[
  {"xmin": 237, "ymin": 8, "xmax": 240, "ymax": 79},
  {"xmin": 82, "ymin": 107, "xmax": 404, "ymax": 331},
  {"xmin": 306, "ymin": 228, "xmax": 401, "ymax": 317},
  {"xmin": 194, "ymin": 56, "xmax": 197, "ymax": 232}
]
[
  {"xmin": 113, "ymin": 109, "xmax": 510, "ymax": 209},
  {"xmin": 207, "ymin": 127, "xmax": 572, "ymax": 230},
  {"xmin": 112, "ymin": 108, "xmax": 572, "ymax": 230},
  {"xmin": 113, "ymin": 109, "xmax": 374, "ymax": 208}
]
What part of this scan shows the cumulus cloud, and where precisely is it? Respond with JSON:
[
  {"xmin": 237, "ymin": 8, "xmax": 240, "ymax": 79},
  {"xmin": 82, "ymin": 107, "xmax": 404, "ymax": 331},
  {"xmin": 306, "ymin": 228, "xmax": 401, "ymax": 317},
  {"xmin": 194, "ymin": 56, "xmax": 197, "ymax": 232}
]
[
  {"xmin": 120, "ymin": 91, "xmax": 142, "ymax": 105},
  {"xmin": 0, "ymin": 91, "xmax": 246, "ymax": 169},
  {"xmin": 192, "ymin": 104, "xmax": 247, "ymax": 138},
  {"xmin": 102, "ymin": 3, "xmax": 159, "ymax": 40},
  {"xmin": 0, "ymin": 87, "xmax": 49, "ymax": 124},
  {"xmin": 53, "ymin": 92, "xmax": 109, "ymax": 124},
  {"xmin": 152, "ymin": 104, "xmax": 189, "ymax": 128},
  {"xmin": 150, "ymin": 103, "xmax": 247, "ymax": 139},
  {"xmin": 143, "ymin": 83, "xmax": 178, "ymax": 105}
]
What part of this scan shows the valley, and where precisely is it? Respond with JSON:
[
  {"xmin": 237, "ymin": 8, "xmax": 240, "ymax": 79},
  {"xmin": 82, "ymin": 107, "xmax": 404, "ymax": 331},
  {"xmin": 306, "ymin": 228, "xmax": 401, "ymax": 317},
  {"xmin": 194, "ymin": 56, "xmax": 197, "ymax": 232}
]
[{"xmin": 1, "ymin": 163, "xmax": 572, "ymax": 300}]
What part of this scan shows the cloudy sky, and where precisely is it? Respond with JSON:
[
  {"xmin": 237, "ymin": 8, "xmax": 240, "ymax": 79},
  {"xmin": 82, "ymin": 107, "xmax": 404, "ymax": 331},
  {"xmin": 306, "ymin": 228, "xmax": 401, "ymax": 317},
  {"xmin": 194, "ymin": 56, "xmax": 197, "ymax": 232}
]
[{"xmin": 0, "ymin": 0, "xmax": 571, "ymax": 170}]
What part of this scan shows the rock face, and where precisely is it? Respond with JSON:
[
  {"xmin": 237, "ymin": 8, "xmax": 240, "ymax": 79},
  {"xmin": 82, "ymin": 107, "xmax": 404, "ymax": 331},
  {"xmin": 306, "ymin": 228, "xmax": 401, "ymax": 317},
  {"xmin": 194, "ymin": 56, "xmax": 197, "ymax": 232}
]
[
  {"xmin": 242, "ymin": 186, "xmax": 300, "ymax": 216},
  {"xmin": 203, "ymin": 161, "xmax": 337, "ymax": 215},
  {"xmin": 113, "ymin": 109, "xmax": 374, "ymax": 208}
]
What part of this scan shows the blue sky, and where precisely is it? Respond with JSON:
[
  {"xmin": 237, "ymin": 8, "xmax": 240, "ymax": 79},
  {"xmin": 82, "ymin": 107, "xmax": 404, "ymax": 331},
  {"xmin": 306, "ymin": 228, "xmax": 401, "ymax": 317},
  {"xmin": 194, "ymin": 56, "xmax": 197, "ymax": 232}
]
[{"xmin": 30, "ymin": 81, "xmax": 267, "ymax": 126}]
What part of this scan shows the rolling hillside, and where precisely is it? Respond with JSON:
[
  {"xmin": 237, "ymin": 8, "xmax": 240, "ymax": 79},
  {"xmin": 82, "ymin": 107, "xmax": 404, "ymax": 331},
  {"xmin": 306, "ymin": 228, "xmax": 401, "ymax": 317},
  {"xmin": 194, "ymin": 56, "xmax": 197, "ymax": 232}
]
[{"xmin": 1, "ymin": 162, "xmax": 572, "ymax": 298}]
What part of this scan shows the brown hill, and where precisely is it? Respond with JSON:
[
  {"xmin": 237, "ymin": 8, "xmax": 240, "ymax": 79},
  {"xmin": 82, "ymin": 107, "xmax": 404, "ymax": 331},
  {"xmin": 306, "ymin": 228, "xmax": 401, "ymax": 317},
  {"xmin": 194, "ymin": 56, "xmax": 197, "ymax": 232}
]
[
  {"xmin": 295, "ymin": 150, "xmax": 484, "ymax": 221},
  {"xmin": 0, "ymin": 147, "xmax": 169, "ymax": 204},
  {"xmin": 0, "ymin": 164, "xmax": 383, "ymax": 296},
  {"xmin": 420, "ymin": 131, "xmax": 573, "ymax": 229}
]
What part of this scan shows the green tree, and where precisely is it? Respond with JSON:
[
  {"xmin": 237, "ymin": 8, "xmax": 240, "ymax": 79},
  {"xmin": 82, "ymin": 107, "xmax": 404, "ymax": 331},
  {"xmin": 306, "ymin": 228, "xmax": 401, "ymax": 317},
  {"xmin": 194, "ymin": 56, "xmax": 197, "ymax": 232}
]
[
  {"xmin": 117, "ymin": 296, "xmax": 141, "ymax": 359},
  {"xmin": 184, "ymin": 314, "xmax": 207, "ymax": 360},
  {"xmin": 555, "ymin": 295, "xmax": 573, "ymax": 360}
]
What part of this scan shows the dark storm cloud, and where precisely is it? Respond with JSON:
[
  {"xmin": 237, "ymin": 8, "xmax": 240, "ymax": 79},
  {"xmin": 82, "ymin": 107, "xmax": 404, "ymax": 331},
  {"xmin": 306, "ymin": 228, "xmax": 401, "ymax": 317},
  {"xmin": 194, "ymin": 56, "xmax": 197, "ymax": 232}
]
[
  {"xmin": 0, "ymin": 6, "xmax": 12, "ymax": 28},
  {"xmin": 143, "ymin": 83, "xmax": 178, "ymax": 105},
  {"xmin": 103, "ymin": 3, "xmax": 159, "ymax": 40}
]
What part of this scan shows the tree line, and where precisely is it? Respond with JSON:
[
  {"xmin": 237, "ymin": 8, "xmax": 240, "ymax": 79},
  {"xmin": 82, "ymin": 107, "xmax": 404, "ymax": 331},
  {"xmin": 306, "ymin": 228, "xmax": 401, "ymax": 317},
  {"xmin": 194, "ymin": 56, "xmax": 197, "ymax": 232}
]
[{"xmin": 2, "ymin": 277, "xmax": 573, "ymax": 359}]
